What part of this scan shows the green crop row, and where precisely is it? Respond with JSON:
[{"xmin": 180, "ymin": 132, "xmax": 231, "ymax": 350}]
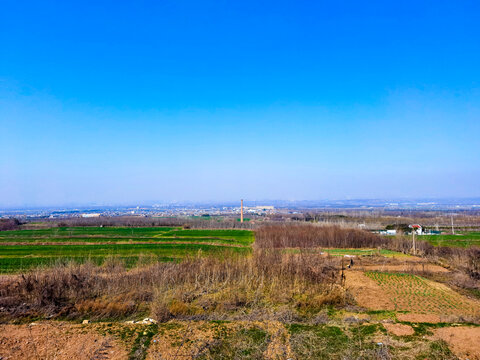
[{"xmin": 0, "ymin": 227, "xmax": 255, "ymax": 245}]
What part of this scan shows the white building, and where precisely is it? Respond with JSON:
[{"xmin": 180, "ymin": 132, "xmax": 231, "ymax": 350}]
[
  {"xmin": 409, "ymin": 224, "xmax": 423, "ymax": 235},
  {"xmin": 81, "ymin": 213, "xmax": 100, "ymax": 218}
]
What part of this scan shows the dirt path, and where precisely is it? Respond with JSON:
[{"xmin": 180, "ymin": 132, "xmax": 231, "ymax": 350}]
[
  {"xmin": 396, "ymin": 313, "xmax": 443, "ymax": 323},
  {"xmin": 362, "ymin": 263, "xmax": 449, "ymax": 273},
  {"xmin": 0, "ymin": 322, "xmax": 128, "ymax": 360}
]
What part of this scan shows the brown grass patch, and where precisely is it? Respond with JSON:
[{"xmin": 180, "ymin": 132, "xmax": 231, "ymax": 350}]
[{"xmin": 383, "ymin": 323, "xmax": 414, "ymax": 336}]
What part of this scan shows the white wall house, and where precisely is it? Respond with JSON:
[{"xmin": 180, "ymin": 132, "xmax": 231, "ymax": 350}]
[{"xmin": 409, "ymin": 224, "xmax": 423, "ymax": 235}]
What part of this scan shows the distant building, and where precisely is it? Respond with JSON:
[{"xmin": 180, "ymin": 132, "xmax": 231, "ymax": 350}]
[
  {"xmin": 409, "ymin": 224, "xmax": 423, "ymax": 235},
  {"xmin": 243, "ymin": 205, "xmax": 275, "ymax": 214},
  {"xmin": 81, "ymin": 213, "xmax": 100, "ymax": 218},
  {"xmin": 377, "ymin": 229, "xmax": 397, "ymax": 236},
  {"xmin": 255, "ymin": 206, "xmax": 274, "ymax": 210}
]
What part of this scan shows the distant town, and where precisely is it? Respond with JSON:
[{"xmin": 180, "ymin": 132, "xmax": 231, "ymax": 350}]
[{"xmin": 2, "ymin": 198, "xmax": 480, "ymax": 220}]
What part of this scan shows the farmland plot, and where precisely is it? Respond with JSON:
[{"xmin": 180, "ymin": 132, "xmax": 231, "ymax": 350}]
[
  {"xmin": 419, "ymin": 232, "xmax": 480, "ymax": 248},
  {"xmin": 365, "ymin": 272, "xmax": 480, "ymax": 316},
  {"xmin": 0, "ymin": 227, "xmax": 254, "ymax": 273}
]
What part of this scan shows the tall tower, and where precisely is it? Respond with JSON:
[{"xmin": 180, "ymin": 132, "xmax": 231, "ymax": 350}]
[{"xmin": 241, "ymin": 199, "xmax": 244, "ymax": 223}]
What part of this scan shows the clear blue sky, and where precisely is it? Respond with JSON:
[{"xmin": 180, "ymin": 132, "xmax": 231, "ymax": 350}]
[{"xmin": 1, "ymin": 0, "xmax": 480, "ymax": 207}]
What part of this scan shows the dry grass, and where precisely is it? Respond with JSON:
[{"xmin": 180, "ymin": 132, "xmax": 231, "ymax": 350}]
[
  {"xmin": 0, "ymin": 249, "xmax": 343, "ymax": 322},
  {"xmin": 150, "ymin": 249, "xmax": 344, "ymax": 321}
]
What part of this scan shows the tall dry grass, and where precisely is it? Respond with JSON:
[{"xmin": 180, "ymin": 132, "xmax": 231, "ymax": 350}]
[
  {"xmin": 0, "ymin": 250, "xmax": 343, "ymax": 322},
  {"xmin": 150, "ymin": 249, "xmax": 343, "ymax": 321}
]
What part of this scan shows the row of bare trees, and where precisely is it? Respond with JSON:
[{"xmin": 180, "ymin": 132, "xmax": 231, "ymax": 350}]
[
  {"xmin": 0, "ymin": 218, "xmax": 22, "ymax": 231},
  {"xmin": 52, "ymin": 216, "xmax": 255, "ymax": 229},
  {"xmin": 256, "ymin": 223, "xmax": 480, "ymax": 284},
  {"xmin": 255, "ymin": 224, "xmax": 386, "ymax": 249}
]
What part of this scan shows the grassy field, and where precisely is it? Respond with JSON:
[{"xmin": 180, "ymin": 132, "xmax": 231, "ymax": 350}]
[
  {"xmin": 0, "ymin": 227, "xmax": 254, "ymax": 273},
  {"xmin": 418, "ymin": 232, "xmax": 480, "ymax": 248}
]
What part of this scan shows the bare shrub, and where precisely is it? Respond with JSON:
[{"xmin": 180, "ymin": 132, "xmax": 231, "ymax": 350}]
[
  {"xmin": 255, "ymin": 224, "xmax": 386, "ymax": 249},
  {"xmin": 0, "ymin": 250, "xmax": 342, "ymax": 322},
  {"xmin": 0, "ymin": 218, "xmax": 21, "ymax": 231},
  {"xmin": 149, "ymin": 250, "xmax": 343, "ymax": 322},
  {"xmin": 0, "ymin": 260, "xmax": 152, "ymax": 320}
]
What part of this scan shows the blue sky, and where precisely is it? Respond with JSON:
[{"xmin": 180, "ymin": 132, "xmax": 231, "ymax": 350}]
[{"xmin": 1, "ymin": 0, "xmax": 480, "ymax": 207}]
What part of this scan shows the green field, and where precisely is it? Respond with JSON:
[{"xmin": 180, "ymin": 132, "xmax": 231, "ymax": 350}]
[
  {"xmin": 0, "ymin": 227, "xmax": 254, "ymax": 273},
  {"xmin": 418, "ymin": 232, "xmax": 480, "ymax": 248}
]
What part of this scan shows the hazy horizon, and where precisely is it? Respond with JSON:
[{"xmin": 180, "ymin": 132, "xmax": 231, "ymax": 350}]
[{"xmin": 1, "ymin": 1, "xmax": 480, "ymax": 208}]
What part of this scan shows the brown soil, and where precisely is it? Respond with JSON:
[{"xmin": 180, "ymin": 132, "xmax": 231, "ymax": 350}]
[
  {"xmin": 344, "ymin": 270, "xmax": 395, "ymax": 310},
  {"xmin": 0, "ymin": 322, "xmax": 128, "ymax": 360},
  {"xmin": 363, "ymin": 263, "xmax": 449, "ymax": 273},
  {"xmin": 432, "ymin": 326, "xmax": 480, "ymax": 359},
  {"xmin": 383, "ymin": 323, "xmax": 414, "ymax": 336},
  {"xmin": 397, "ymin": 313, "xmax": 442, "ymax": 323}
]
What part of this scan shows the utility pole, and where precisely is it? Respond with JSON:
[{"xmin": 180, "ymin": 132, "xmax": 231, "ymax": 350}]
[
  {"xmin": 412, "ymin": 229, "xmax": 416, "ymax": 255},
  {"xmin": 451, "ymin": 215, "xmax": 455, "ymax": 235},
  {"xmin": 240, "ymin": 199, "xmax": 244, "ymax": 223}
]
